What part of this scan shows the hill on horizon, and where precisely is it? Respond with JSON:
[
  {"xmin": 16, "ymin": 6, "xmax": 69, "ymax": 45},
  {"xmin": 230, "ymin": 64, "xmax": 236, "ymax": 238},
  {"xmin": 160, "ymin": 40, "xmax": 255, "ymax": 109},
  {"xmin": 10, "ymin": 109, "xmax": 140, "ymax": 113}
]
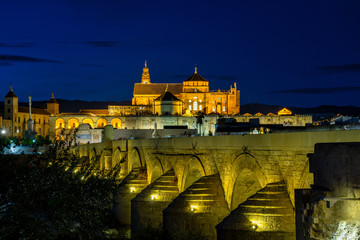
[{"xmin": 0, "ymin": 100, "xmax": 359, "ymax": 117}]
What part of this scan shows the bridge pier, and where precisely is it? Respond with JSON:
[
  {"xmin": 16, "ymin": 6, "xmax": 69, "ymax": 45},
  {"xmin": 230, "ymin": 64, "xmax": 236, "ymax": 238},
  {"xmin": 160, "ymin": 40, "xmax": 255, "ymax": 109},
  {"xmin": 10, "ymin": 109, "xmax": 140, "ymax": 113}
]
[
  {"xmin": 216, "ymin": 181, "xmax": 295, "ymax": 240},
  {"xmin": 163, "ymin": 174, "xmax": 229, "ymax": 240},
  {"xmin": 113, "ymin": 167, "xmax": 149, "ymax": 225},
  {"xmin": 131, "ymin": 169, "xmax": 179, "ymax": 235}
]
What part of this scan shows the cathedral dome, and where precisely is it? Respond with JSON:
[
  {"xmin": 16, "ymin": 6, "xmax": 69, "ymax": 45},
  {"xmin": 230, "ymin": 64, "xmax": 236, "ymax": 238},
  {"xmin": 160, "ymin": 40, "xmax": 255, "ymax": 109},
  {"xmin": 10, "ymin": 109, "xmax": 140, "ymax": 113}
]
[{"xmin": 184, "ymin": 67, "xmax": 208, "ymax": 82}]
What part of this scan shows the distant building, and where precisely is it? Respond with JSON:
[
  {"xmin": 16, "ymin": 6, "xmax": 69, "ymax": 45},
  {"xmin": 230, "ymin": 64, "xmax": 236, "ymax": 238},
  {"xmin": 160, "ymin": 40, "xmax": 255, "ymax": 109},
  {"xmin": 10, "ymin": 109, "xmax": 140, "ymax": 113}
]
[
  {"xmin": 1, "ymin": 85, "xmax": 57, "ymax": 138},
  {"xmin": 216, "ymin": 108, "xmax": 312, "ymax": 135},
  {"xmin": 330, "ymin": 114, "xmax": 359, "ymax": 125}
]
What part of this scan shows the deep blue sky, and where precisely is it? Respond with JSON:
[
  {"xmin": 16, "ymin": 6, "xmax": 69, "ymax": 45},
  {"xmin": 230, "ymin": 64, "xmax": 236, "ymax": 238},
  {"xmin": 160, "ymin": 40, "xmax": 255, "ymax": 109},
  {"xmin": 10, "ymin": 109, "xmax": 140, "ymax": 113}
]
[{"xmin": 1, "ymin": 0, "xmax": 360, "ymax": 107}]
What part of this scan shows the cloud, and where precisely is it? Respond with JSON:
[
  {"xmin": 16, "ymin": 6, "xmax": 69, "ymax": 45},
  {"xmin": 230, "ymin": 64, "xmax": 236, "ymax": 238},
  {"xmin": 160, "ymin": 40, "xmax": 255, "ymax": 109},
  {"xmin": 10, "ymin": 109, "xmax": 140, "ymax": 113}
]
[
  {"xmin": 268, "ymin": 86, "xmax": 360, "ymax": 94},
  {"xmin": 300, "ymin": 63, "xmax": 360, "ymax": 76},
  {"xmin": 317, "ymin": 63, "xmax": 360, "ymax": 73},
  {"xmin": 0, "ymin": 55, "xmax": 63, "ymax": 64},
  {"xmin": 0, "ymin": 42, "xmax": 36, "ymax": 48},
  {"xmin": 0, "ymin": 62, "xmax": 13, "ymax": 66},
  {"xmin": 82, "ymin": 41, "xmax": 119, "ymax": 47}
]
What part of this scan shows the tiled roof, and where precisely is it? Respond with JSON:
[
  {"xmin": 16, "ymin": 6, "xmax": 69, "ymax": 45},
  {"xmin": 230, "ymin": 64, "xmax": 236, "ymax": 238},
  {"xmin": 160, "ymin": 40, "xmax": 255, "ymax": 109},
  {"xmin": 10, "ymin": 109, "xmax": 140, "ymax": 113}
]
[
  {"xmin": 155, "ymin": 91, "xmax": 181, "ymax": 102},
  {"xmin": 5, "ymin": 90, "xmax": 17, "ymax": 98},
  {"xmin": 184, "ymin": 73, "xmax": 208, "ymax": 82},
  {"xmin": 79, "ymin": 109, "xmax": 109, "ymax": 115},
  {"xmin": 134, "ymin": 83, "xmax": 183, "ymax": 95},
  {"xmin": 48, "ymin": 97, "xmax": 58, "ymax": 103},
  {"xmin": 18, "ymin": 106, "xmax": 50, "ymax": 115}
]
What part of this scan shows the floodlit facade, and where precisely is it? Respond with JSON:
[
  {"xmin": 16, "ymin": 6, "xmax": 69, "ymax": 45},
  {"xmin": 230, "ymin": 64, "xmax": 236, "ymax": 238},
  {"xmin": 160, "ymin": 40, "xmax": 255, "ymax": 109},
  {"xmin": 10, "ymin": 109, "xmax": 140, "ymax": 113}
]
[
  {"xmin": 131, "ymin": 62, "xmax": 240, "ymax": 115},
  {"xmin": 1, "ymin": 85, "xmax": 57, "ymax": 138}
]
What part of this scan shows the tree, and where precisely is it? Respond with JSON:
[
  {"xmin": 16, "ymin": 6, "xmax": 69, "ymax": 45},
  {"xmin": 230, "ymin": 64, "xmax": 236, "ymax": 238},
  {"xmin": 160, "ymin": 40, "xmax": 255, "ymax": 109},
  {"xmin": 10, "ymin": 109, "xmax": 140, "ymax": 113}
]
[{"xmin": 0, "ymin": 142, "xmax": 121, "ymax": 240}]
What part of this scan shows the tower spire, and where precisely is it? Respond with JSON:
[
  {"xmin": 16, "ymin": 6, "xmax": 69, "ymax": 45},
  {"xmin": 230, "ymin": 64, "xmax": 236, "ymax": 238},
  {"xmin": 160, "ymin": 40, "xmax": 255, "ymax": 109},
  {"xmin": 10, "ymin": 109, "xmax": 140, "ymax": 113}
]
[
  {"xmin": 141, "ymin": 60, "xmax": 151, "ymax": 84},
  {"xmin": 10, "ymin": 84, "xmax": 13, "ymax": 92},
  {"xmin": 195, "ymin": 67, "xmax": 197, "ymax": 74}
]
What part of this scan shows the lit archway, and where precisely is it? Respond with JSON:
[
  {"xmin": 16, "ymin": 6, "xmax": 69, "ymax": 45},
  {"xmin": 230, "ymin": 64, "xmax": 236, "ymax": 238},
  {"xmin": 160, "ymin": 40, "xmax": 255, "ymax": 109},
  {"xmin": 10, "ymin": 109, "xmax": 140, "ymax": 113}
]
[
  {"xmin": 68, "ymin": 118, "xmax": 79, "ymax": 129},
  {"xmin": 97, "ymin": 118, "xmax": 107, "ymax": 128},
  {"xmin": 113, "ymin": 147, "xmax": 128, "ymax": 177},
  {"xmin": 181, "ymin": 156, "xmax": 206, "ymax": 192},
  {"xmin": 55, "ymin": 129, "xmax": 64, "ymax": 140},
  {"xmin": 227, "ymin": 153, "xmax": 266, "ymax": 210},
  {"xmin": 82, "ymin": 118, "xmax": 94, "ymax": 128},
  {"xmin": 129, "ymin": 148, "xmax": 142, "ymax": 172},
  {"xmin": 231, "ymin": 168, "xmax": 262, "ymax": 210},
  {"xmin": 56, "ymin": 118, "xmax": 65, "ymax": 129},
  {"xmin": 147, "ymin": 157, "xmax": 164, "ymax": 184},
  {"xmin": 111, "ymin": 118, "xmax": 122, "ymax": 129}
]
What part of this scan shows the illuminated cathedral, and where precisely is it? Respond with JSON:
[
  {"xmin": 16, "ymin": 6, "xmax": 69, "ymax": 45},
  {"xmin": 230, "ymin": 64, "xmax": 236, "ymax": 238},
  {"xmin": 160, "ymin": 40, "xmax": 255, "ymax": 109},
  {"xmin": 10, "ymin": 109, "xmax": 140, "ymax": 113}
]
[{"xmin": 130, "ymin": 61, "xmax": 240, "ymax": 115}]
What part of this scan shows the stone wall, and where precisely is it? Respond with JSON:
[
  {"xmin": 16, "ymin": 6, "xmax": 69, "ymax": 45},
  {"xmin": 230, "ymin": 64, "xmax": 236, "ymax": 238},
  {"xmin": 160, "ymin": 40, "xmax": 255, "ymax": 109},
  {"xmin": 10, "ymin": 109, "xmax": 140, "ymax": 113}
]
[{"xmin": 296, "ymin": 142, "xmax": 360, "ymax": 239}]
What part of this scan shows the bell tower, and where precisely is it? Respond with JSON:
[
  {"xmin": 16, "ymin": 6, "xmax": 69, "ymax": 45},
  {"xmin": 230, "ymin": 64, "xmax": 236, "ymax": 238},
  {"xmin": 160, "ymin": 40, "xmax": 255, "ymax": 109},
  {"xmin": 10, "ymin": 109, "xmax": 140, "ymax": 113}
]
[
  {"xmin": 141, "ymin": 61, "xmax": 151, "ymax": 84},
  {"xmin": 4, "ymin": 84, "xmax": 18, "ymax": 120},
  {"xmin": 47, "ymin": 92, "xmax": 60, "ymax": 115}
]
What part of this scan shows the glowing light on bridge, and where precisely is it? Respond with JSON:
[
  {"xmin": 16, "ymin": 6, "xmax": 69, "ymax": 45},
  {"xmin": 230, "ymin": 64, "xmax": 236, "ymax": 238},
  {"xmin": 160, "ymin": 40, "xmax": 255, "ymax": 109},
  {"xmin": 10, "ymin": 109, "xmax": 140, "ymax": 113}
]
[
  {"xmin": 151, "ymin": 194, "xmax": 158, "ymax": 200},
  {"xmin": 130, "ymin": 187, "xmax": 135, "ymax": 193},
  {"xmin": 190, "ymin": 205, "xmax": 198, "ymax": 212},
  {"xmin": 250, "ymin": 220, "xmax": 260, "ymax": 230}
]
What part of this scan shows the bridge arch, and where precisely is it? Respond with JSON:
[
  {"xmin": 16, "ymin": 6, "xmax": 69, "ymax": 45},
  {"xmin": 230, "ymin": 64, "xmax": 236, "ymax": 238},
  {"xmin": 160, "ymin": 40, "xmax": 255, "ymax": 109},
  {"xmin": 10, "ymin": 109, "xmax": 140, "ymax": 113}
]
[
  {"xmin": 227, "ymin": 153, "xmax": 266, "ymax": 210},
  {"xmin": 113, "ymin": 147, "xmax": 128, "ymax": 177},
  {"xmin": 147, "ymin": 157, "xmax": 164, "ymax": 184},
  {"xmin": 180, "ymin": 155, "xmax": 206, "ymax": 192},
  {"xmin": 99, "ymin": 150, "xmax": 112, "ymax": 171},
  {"xmin": 129, "ymin": 147, "xmax": 142, "ymax": 172}
]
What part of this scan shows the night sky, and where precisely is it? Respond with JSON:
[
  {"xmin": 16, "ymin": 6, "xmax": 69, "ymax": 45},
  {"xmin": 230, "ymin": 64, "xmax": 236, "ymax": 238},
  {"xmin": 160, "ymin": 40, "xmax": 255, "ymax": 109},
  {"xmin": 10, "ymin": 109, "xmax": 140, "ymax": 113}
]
[{"xmin": 1, "ymin": 0, "xmax": 360, "ymax": 107}]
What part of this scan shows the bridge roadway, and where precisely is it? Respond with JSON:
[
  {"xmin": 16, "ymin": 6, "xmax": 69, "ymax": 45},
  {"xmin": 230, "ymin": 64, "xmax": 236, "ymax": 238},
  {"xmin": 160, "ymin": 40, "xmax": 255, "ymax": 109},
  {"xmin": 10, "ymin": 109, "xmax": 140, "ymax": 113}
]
[{"xmin": 73, "ymin": 128, "xmax": 360, "ymax": 239}]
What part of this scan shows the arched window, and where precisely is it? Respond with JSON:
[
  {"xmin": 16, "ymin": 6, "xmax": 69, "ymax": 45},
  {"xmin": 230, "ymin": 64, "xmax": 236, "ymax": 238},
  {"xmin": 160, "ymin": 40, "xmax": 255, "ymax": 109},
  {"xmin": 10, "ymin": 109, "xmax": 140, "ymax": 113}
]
[
  {"xmin": 111, "ymin": 118, "xmax": 121, "ymax": 129},
  {"xmin": 68, "ymin": 118, "xmax": 79, "ymax": 129},
  {"xmin": 97, "ymin": 118, "xmax": 107, "ymax": 128},
  {"xmin": 56, "ymin": 119, "xmax": 65, "ymax": 129}
]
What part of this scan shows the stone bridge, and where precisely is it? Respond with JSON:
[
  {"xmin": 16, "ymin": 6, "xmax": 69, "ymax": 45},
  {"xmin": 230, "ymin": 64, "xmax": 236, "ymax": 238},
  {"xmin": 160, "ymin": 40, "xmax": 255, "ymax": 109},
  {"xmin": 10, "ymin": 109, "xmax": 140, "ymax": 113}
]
[{"xmin": 73, "ymin": 128, "xmax": 360, "ymax": 239}]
